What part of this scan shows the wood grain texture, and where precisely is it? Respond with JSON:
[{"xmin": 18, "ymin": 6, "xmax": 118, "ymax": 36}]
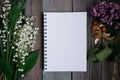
[
  {"xmin": 43, "ymin": 72, "xmax": 71, "ymax": 80},
  {"xmin": 73, "ymin": 0, "xmax": 102, "ymax": 80},
  {"xmin": 101, "ymin": 1, "xmax": 120, "ymax": 80},
  {"xmin": 73, "ymin": 0, "xmax": 91, "ymax": 80},
  {"xmin": 73, "ymin": 0, "xmax": 119, "ymax": 80},
  {"xmin": 43, "ymin": 0, "xmax": 72, "ymax": 80},
  {"xmin": 22, "ymin": 0, "xmax": 42, "ymax": 80},
  {"xmin": 102, "ymin": 61, "xmax": 114, "ymax": 80},
  {"xmin": 0, "ymin": 0, "xmax": 119, "ymax": 80},
  {"xmin": 43, "ymin": 0, "xmax": 72, "ymax": 12}
]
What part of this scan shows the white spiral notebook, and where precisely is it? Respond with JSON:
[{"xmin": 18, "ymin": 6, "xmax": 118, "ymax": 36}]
[{"xmin": 43, "ymin": 12, "xmax": 87, "ymax": 72}]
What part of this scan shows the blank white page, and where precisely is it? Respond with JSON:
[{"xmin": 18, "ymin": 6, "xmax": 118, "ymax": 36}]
[{"xmin": 44, "ymin": 12, "xmax": 87, "ymax": 72}]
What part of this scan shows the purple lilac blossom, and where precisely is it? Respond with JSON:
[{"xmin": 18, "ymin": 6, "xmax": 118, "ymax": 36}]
[{"xmin": 91, "ymin": 1, "xmax": 120, "ymax": 30}]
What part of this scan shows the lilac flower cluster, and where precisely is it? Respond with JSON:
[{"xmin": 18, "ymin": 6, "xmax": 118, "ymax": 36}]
[{"xmin": 91, "ymin": 1, "xmax": 120, "ymax": 30}]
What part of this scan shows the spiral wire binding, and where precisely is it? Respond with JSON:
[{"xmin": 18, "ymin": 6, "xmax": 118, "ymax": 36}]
[{"xmin": 44, "ymin": 13, "xmax": 47, "ymax": 70}]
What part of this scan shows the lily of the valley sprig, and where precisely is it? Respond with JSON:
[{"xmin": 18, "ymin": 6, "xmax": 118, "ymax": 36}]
[{"xmin": 0, "ymin": 0, "xmax": 39, "ymax": 80}]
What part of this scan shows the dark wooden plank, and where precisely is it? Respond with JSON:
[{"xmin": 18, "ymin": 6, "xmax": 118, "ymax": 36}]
[
  {"xmin": 43, "ymin": 0, "xmax": 72, "ymax": 80},
  {"xmin": 102, "ymin": 61, "xmax": 114, "ymax": 80},
  {"xmin": 22, "ymin": 0, "xmax": 42, "ymax": 80},
  {"xmin": 0, "ymin": 0, "xmax": 2, "ymax": 14},
  {"xmin": 88, "ymin": 1, "xmax": 102, "ymax": 80},
  {"xmin": 0, "ymin": 0, "xmax": 119, "ymax": 80},
  {"xmin": 101, "ymin": 1, "xmax": 119, "ymax": 80},
  {"xmin": 43, "ymin": 72, "xmax": 72, "ymax": 80},
  {"xmin": 73, "ymin": 0, "xmax": 120, "ymax": 80},
  {"xmin": 73, "ymin": 0, "xmax": 102, "ymax": 80},
  {"xmin": 43, "ymin": 0, "xmax": 72, "ymax": 12}
]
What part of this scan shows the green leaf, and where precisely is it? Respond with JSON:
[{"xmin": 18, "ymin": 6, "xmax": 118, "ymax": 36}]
[
  {"xmin": 0, "ymin": 39, "xmax": 3, "ymax": 56},
  {"xmin": 88, "ymin": 48, "xmax": 100, "ymax": 62},
  {"xmin": 11, "ymin": 0, "xmax": 26, "ymax": 8},
  {"xmin": 107, "ymin": 44, "xmax": 118, "ymax": 61},
  {"xmin": 19, "ymin": 0, "xmax": 27, "ymax": 9},
  {"xmin": 22, "ymin": 50, "xmax": 39, "ymax": 74},
  {"xmin": 96, "ymin": 46, "xmax": 112, "ymax": 61},
  {"xmin": 0, "ymin": 57, "xmax": 12, "ymax": 79},
  {"xmin": 104, "ymin": 24, "xmax": 117, "ymax": 37},
  {"xmin": 0, "ymin": 18, "xmax": 4, "ymax": 30},
  {"xmin": 8, "ymin": 0, "xmax": 27, "ymax": 32}
]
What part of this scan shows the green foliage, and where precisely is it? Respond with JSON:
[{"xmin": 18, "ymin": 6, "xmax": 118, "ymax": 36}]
[
  {"xmin": 0, "ymin": 18, "xmax": 4, "ymax": 30},
  {"xmin": 11, "ymin": 0, "xmax": 26, "ymax": 8},
  {"xmin": 96, "ymin": 46, "xmax": 112, "ymax": 61},
  {"xmin": 22, "ymin": 50, "xmax": 39, "ymax": 74},
  {"xmin": 0, "ymin": 57, "xmax": 12, "ymax": 79},
  {"xmin": 107, "ymin": 44, "xmax": 120, "ymax": 61},
  {"xmin": 8, "ymin": 0, "xmax": 27, "ymax": 32},
  {"xmin": 0, "ymin": 0, "xmax": 39, "ymax": 79},
  {"xmin": 88, "ymin": 23, "xmax": 120, "ymax": 63},
  {"xmin": 0, "ymin": 39, "xmax": 3, "ymax": 56},
  {"xmin": 0, "ymin": 18, "xmax": 4, "ymax": 57},
  {"xmin": 105, "ymin": 24, "xmax": 117, "ymax": 37},
  {"xmin": 88, "ymin": 44, "xmax": 113, "ymax": 62},
  {"xmin": 88, "ymin": 47, "xmax": 100, "ymax": 62}
]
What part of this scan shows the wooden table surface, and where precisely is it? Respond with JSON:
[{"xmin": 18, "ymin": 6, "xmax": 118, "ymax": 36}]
[{"xmin": 0, "ymin": 0, "xmax": 120, "ymax": 80}]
